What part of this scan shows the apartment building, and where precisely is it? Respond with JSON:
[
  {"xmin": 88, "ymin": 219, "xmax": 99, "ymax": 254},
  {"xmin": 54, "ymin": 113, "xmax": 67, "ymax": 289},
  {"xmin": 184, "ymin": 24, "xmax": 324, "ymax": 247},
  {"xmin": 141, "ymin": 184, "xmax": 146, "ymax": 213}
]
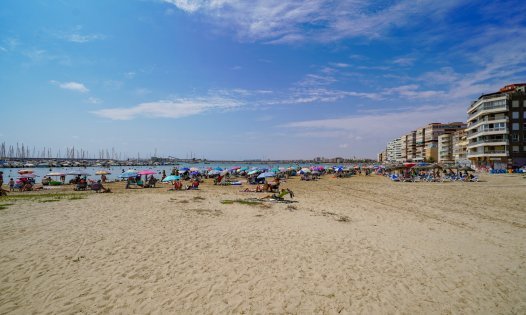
[
  {"xmin": 452, "ymin": 129, "xmax": 469, "ymax": 165},
  {"xmin": 414, "ymin": 122, "xmax": 466, "ymax": 162},
  {"xmin": 401, "ymin": 131, "xmax": 416, "ymax": 162},
  {"xmin": 438, "ymin": 133, "xmax": 454, "ymax": 163},
  {"xmin": 466, "ymin": 83, "xmax": 526, "ymax": 169},
  {"xmin": 386, "ymin": 137, "xmax": 403, "ymax": 162}
]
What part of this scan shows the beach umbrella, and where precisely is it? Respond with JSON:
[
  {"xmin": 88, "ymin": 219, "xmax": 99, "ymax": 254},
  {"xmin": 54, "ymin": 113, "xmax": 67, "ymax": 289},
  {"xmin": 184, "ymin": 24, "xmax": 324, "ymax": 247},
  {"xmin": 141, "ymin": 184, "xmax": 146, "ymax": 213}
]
[
  {"xmin": 17, "ymin": 169, "xmax": 34, "ymax": 174},
  {"xmin": 257, "ymin": 171, "xmax": 276, "ymax": 179},
  {"xmin": 118, "ymin": 171, "xmax": 138, "ymax": 178},
  {"xmin": 214, "ymin": 167, "xmax": 223, "ymax": 171},
  {"xmin": 299, "ymin": 168, "xmax": 311, "ymax": 174},
  {"xmin": 403, "ymin": 162, "xmax": 416, "ymax": 168},
  {"xmin": 46, "ymin": 172, "xmax": 66, "ymax": 176},
  {"xmin": 208, "ymin": 170, "xmax": 221, "ymax": 176},
  {"xmin": 95, "ymin": 170, "xmax": 111, "ymax": 175},
  {"xmin": 18, "ymin": 173, "xmax": 38, "ymax": 178},
  {"xmin": 247, "ymin": 169, "xmax": 260, "ymax": 175},
  {"xmin": 138, "ymin": 170, "xmax": 156, "ymax": 175},
  {"xmin": 220, "ymin": 170, "xmax": 229, "ymax": 176},
  {"xmin": 179, "ymin": 167, "xmax": 190, "ymax": 172},
  {"xmin": 189, "ymin": 167, "xmax": 200, "ymax": 172},
  {"xmin": 162, "ymin": 175, "xmax": 180, "ymax": 182},
  {"xmin": 67, "ymin": 170, "xmax": 91, "ymax": 176}
]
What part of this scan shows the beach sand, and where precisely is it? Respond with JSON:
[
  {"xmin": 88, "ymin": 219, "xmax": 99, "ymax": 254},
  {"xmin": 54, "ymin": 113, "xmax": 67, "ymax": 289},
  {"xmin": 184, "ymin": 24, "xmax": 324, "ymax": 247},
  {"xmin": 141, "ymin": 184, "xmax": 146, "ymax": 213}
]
[{"xmin": 1, "ymin": 174, "xmax": 525, "ymax": 314}]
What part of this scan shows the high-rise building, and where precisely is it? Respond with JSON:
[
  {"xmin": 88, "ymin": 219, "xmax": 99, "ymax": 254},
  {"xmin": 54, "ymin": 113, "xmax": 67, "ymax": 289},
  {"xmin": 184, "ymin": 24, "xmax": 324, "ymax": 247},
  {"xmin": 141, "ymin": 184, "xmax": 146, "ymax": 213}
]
[
  {"xmin": 401, "ymin": 131, "xmax": 416, "ymax": 162},
  {"xmin": 414, "ymin": 122, "xmax": 466, "ymax": 162},
  {"xmin": 386, "ymin": 137, "xmax": 403, "ymax": 162},
  {"xmin": 438, "ymin": 133, "xmax": 454, "ymax": 163},
  {"xmin": 466, "ymin": 83, "xmax": 526, "ymax": 169},
  {"xmin": 452, "ymin": 129, "xmax": 469, "ymax": 165}
]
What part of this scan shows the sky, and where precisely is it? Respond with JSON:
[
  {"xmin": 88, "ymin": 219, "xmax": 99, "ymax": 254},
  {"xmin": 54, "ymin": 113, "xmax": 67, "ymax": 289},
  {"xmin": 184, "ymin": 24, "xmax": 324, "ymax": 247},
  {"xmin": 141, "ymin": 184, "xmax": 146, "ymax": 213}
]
[{"xmin": 1, "ymin": 0, "xmax": 525, "ymax": 160}]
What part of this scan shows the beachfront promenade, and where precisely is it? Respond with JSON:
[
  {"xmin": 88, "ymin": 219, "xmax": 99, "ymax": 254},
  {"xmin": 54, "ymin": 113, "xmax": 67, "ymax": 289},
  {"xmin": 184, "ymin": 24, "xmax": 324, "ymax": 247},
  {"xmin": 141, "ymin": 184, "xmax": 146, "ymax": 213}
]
[{"xmin": 1, "ymin": 172, "xmax": 525, "ymax": 313}]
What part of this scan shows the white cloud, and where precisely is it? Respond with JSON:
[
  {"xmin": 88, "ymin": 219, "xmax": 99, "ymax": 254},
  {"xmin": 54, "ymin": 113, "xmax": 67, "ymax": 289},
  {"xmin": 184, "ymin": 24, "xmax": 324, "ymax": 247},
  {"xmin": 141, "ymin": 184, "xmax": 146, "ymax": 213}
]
[
  {"xmin": 162, "ymin": 0, "xmax": 466, "ymax": 43},
  {"xmin": 92, "ymin": 98, "xmax": 242, "ymax": 120},
  {"xmin": 281, "ymin": 103, "xmax": 466, "ymax": 156},
  {"xmin": 392, "ymin": 57, "xmax": 415, "ymax": 66},
  {"xmin": 65, "ymin": 33, "xmax": 105, "ymax": 43},
  {"xmin": 124, "ymin": 71, "xmax": 136, "ymax": 79},
  {"xmin": 163, "ymin": 0, "xmax": 202, "ymax": 12},
  {"xmin": 270, "ymin": 88, "xmax": 381, "ymax": 105},
  {"xmin": 297, "ymin": 74, "xmax": 337, "ymax": 86},
  {"xmin": 51, "ymin": 80, "xmax": 89, "ymax": 93},
  {"xmin": 86, "ymin": 97, "xmax": 102, "ymax": 104},
  {"xmin": 382, "ymin": 84, "xmax": 445, "ymax": 99}
]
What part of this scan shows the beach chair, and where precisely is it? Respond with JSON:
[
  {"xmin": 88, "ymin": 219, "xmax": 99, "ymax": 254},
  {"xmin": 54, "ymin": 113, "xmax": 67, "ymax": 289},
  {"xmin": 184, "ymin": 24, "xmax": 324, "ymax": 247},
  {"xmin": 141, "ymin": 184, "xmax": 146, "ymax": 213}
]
[
  {"xmin": 75, "ymin": 181, "xmax": 88, "ymax": 191},
  {"xmin": 91, "ymin": 182, "xmax": 102, "ymax": 193}
]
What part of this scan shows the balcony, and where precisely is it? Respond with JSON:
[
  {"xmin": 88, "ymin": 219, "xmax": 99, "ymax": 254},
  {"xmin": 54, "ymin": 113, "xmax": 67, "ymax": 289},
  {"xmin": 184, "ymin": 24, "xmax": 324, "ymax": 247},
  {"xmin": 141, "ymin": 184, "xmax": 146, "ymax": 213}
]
[
  {"xmin": 467, "ymin": 150, "xmax": 508, "ymax": 158},
  {"xmin": 468, "ymin": 95, "xmax": 507, "ymax": 113},
  {"xmin": 466, "ymin": 127, "xmax": 508, "ymax": 139},
  {"xmin": 467, "ymin": 139, "xmax": 508, "ymax": 148},
  {"xmin": 468, "ymin": 105, "xmax": 508, "ymax": 121},
  {"xmin": 466, "ymin": 116, "xmax": 508, "ymax": 130}
]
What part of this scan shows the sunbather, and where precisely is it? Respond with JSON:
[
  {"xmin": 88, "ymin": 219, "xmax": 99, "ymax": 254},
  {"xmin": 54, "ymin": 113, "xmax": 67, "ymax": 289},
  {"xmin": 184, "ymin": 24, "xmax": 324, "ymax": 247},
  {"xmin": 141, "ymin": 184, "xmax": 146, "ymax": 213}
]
[
  {"xmin": 169, "ymin": 180, "xmax": 183, "ymax": 191},
  {"xmin": 260, "ymin": 188, "xmax": 294, "ymax": 201},
  {"xmin": 186, "ymin": 179, "xmax": 200, "ymax": 190},
  {"xmin": 241, "ymin": 185, "xmax": 264, "ymax": 192},
  {"xmin": 92, "ymin": 180, "xmax": 111, "ymax": 193}
]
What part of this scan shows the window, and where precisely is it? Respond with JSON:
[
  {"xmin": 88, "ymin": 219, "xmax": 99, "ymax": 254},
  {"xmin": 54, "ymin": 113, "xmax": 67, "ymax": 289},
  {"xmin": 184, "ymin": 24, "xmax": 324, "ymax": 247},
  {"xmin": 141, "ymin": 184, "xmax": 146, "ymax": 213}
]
[
  {"xmin": 512, "ymin": 146, "xmax": 519, "ymax": 153},
  {"xmin": 511, "ymin": 133, "xmax": 519, "ymax": 141},
  {"xmin": 512, "ymin": 123, "xmax": 519, "ymax": 130},
  {"xmin": 512, "ymin": 111, "xmax": 519, "ymax": 119},
  {"xmin": 512, "ymin": 100, "xmax": 519, "ymax": 108}
]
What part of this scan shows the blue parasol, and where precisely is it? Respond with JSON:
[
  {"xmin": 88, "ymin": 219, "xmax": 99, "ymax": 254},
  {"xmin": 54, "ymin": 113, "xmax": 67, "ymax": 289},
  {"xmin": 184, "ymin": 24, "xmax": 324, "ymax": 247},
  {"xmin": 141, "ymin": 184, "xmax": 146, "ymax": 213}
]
[
  {"xmin": 162, "ymin": 175, "xmax": 181, "ymax": 182},
  {"xmin": 257, "ymin": 171, "xmax": 276, "ymax": 179}
]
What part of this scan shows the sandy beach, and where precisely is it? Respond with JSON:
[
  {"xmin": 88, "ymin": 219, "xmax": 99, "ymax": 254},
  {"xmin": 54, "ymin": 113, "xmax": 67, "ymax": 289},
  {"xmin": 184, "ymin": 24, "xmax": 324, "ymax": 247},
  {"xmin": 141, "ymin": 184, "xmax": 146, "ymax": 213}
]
[{"xmin": 1, "ymin": 174, "xmax": 525, "ymax": 314}]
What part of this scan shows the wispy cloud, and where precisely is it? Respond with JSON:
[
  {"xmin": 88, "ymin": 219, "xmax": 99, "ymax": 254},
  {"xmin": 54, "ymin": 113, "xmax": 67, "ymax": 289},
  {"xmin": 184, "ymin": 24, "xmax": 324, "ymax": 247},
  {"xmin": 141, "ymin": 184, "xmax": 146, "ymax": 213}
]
[
  {"xmin": 51, "ymin": 80, "xmax": 89, "ymax": 93},
  {"xmin": 162, "ymin": 0, "xmax": 466, "ymax": 43},
  {"xmin": 382, "ymin": 84, "xmax": 445, "ymax": 99},
  {"xmin": 297, "ymin": 74, "xmax": 337, "ymax": 86},
  {"xmin": 86, "ymin": 97, "xmax": 102, "ymax": 104},
  {"xmin": 92, "ymin": 97, "xmax": 242, "ymax": 120},
  {"xmin": 281, "ymin": 103, "xmax": 466, "ymax": 156},
  {"xmin": 267, "ymin": 87, "xmax": 381, "ymax": 105},
  {"xmin": 64, "ymin": 33, "xmax": 105, "ymax": 43},
  {"xmin": 56, "ymin": 26, "xmax": 105, "ymax": 43}
]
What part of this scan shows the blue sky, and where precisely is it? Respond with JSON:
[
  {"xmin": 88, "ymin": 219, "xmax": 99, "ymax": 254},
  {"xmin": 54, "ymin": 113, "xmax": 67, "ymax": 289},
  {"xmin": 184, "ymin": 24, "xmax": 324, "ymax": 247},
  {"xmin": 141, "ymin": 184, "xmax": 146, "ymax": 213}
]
[{"xmin": 1, "ymin": 0, "xmax": 525, "ymax": 160}]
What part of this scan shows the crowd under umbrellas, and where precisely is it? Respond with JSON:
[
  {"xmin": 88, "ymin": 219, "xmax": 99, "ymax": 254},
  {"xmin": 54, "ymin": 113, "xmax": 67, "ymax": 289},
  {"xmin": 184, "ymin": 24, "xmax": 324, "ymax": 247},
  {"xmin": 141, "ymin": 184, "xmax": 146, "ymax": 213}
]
[
  {"xmin": 383, "ymin": 162, "xmax": 479, "ymax": 182},
  {"xmin": 4, "ymin": 163, "xmax": 466, "ymax": 195}
]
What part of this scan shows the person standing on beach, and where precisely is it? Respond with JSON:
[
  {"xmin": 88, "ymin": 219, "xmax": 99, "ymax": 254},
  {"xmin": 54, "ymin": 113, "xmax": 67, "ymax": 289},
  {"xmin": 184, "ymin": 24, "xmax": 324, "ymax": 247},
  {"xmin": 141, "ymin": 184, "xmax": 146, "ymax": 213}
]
[
  {"xmin": 9, "ymin": 178, "xmax": 15, "ymax": 191},
  {"xmin": 0, "ymin": 171, "xmax": 3, "ymax": 189}
]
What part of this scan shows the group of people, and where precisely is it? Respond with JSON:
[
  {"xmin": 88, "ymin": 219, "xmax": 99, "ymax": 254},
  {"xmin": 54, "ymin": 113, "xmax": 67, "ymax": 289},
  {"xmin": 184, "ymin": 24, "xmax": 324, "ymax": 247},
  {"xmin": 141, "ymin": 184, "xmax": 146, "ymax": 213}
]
[
  {"xmin": 125, "ymin": 175, "xmax": 158, "ymax": 189},
  {"xmin": 169, "ymin": 178, "xmax": 200, "ymax": 191},
  {"xmin": 0, "ymin": 171, "xmax": 37, "ymax": 193},
  {"xmin": 242, "ymin": 177, "xmax": 281, "ymax": 193}
]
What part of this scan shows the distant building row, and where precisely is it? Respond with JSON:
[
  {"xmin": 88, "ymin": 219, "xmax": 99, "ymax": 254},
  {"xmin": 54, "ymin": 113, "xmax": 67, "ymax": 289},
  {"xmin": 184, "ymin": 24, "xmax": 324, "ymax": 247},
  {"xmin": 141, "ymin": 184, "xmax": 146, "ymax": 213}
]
[{"xmin": 378, "ymin": 83, "xmax": 526, "ymax": 169}]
